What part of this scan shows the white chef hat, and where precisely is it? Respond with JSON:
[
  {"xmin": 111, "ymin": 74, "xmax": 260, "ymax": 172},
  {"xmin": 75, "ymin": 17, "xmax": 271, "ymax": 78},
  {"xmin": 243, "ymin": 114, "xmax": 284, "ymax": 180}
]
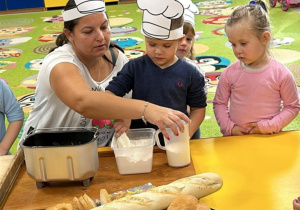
[
  {"xmin": 137, "ymin": 0, "xmax": 184, "ymax": 40},
  {"xmin": 62, "ymin": 0, "xmax": 106, "ymax": 22},
  {"xmin": 179, "ymin": 0, "xmax": 199, "ymax": 27}
]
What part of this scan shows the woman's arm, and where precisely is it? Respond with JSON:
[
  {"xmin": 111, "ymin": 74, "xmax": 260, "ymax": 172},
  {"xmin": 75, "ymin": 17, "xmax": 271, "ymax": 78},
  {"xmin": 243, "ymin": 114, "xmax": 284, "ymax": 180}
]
[{"xmin": 50, "ymin": 63, "xmax": 190, "ymax": 139}]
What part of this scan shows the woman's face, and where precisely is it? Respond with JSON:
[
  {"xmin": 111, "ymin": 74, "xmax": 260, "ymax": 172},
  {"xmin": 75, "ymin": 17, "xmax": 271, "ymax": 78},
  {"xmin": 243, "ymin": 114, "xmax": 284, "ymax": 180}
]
[{"xmin": 66, "ymin": 12, "xmax": 111, "ymax": 59}]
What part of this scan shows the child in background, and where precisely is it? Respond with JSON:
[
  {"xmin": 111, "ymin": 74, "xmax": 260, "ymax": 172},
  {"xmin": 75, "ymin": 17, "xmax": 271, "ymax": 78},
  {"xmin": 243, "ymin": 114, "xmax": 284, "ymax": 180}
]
[
  {"xmin": 0, "ymin": 80, "xmax": 24, "ymax": 155},
  {"xmin": 176, "ymin": 0, "xmax": 206, "ymax": 139},
  {"xmin": 213, "ymin": 0, "xmax": 300, "ymax": 136},
  {"xmin": 106, "ymin": 0, "xmax": 206, "ymax": 139},
  {"xmin": 176, "ymin": 0, "xmax": 205, "ymax": 80}
]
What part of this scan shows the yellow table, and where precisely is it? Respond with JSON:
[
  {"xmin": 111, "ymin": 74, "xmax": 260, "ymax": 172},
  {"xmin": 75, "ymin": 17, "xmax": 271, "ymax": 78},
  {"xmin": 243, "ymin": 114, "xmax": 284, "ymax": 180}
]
[{"xmin": 191, "ymin": 131, "xmax": 300, "ymax": 210}]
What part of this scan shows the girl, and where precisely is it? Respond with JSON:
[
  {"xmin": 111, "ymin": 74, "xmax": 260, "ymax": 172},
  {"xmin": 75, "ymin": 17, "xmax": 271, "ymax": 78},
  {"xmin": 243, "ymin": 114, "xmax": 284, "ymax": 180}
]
[
  {"xmin": 213, "ymin": 0, "xmax": 300, "ymax": 136},
  {"xmin": 176, "ymin": 21, "xmax": 206, "ymax": 139},
  {"xmin": 176, "ymin": 22, "xmax": 206, "ymax": 81}
]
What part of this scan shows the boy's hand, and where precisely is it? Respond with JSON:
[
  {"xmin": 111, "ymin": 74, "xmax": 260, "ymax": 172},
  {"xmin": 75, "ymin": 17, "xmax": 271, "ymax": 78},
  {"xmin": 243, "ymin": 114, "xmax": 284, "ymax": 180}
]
[
  {"xmin": 114, "ymin": 119, "xmax": 131, "ymax": 137},
  {"xmin": 231, "ymin": 125, "xmax": 249, "ymax": 136}
]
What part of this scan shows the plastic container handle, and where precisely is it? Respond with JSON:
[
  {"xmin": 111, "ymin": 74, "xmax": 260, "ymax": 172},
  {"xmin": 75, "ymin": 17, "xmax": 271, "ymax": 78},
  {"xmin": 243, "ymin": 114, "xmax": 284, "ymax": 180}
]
[{"xmin": 155, "ymin": 130, "xmax": 166, "ymax": 150}]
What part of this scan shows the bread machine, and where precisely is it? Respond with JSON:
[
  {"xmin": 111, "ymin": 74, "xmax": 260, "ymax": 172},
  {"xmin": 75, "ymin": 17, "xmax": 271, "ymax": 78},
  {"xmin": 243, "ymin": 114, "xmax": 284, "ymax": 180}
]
[{"xmin": 20, "ymin": 128, "xmax": 99, "ymax": 189}]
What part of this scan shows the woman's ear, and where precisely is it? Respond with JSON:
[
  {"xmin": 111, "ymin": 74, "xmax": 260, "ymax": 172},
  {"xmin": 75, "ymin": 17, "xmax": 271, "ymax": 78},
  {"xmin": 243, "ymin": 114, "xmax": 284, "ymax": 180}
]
[
  {"xmin": 261, "ymin": 31, "xmax": 271, "ymax": 45},
  {"xmin": 64, "ymin": 28, "xmax": 73, "ymax": 43}
]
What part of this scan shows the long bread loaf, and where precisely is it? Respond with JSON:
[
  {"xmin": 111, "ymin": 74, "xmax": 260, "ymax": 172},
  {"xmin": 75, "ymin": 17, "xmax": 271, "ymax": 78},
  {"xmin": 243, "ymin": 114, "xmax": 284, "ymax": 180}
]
[{"xmin": 92, "ymin": 172, "xmax": 223, "ymax": 210}]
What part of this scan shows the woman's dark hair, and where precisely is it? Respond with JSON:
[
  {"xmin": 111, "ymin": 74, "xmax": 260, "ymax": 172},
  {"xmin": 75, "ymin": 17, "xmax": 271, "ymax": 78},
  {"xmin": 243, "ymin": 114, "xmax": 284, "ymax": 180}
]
[
  {"xmin": 49, "ymin": 0, "xmax": 78, "ymax": 53},
  {"xmin": 48, "ymin": 0, "xmax": 124, "ymax": 64}
]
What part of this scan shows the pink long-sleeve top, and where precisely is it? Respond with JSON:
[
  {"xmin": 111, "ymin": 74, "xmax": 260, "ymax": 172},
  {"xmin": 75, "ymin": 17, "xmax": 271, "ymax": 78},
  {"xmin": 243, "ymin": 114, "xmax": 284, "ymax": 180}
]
[{"xmin": 213, "ymin": 58, "xmax": 300, "ymax": 136}]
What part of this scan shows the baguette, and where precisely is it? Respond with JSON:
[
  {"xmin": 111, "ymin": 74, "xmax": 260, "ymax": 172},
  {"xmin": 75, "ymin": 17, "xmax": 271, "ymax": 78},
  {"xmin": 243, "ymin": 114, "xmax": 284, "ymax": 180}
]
[{"xmin": 91, "ymin": 172, "xmax": 222, "ymax": 210}]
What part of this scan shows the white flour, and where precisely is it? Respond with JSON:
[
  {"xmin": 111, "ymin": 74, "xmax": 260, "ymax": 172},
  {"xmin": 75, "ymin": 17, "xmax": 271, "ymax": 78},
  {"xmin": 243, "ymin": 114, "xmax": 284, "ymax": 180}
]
[{"xmin": 116, "ymin": 156, "xmax": 152, "ymax": 174}]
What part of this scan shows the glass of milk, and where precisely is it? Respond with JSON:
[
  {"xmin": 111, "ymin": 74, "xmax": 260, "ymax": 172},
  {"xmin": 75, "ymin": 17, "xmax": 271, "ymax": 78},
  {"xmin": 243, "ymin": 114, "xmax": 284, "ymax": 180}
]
[{"xmin": 155, "ymin": 122, "xmax": 190, "ymax": 167}]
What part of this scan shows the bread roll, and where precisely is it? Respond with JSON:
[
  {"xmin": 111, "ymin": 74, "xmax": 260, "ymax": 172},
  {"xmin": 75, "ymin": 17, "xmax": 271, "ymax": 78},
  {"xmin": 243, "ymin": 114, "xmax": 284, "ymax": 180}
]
[
  {"xmin": 197, "ymin": 201, "xmax": 211, "ymax": 210},
  {"xmin": 167, "ymin": 195, "xmax": 199, "ymax": 210},
  {"xmin": 91, "ymin": 172, "xmax": 222, "ymax": 210},
  {"xmin": 167, "ymin": 195, "xmax": 211, "ymax": 210}
]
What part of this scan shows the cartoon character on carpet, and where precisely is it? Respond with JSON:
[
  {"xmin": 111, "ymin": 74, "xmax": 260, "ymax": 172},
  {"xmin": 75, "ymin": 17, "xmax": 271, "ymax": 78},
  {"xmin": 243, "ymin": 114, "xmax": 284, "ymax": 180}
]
[
  {"xmin": 111, "ymin": 26, "xmax": 137, "ymax": 36},
  {"xmin": 0, "ymin": 48, "xmax": 22, "ymax": 59},
  {"xmin": 0, "ymin": 37, "xmax": 32, "ymax": 47},
  {"xmin": 33, "ymin": 43, "xmax": 56, "ymax": 55},
  {"xmin": 212, "ymin": 27, "xmax": 226, "ymax": 36},
  {"xmin": 196, "ymin": 0, "xmax": 232, "ymax": 9},
  {"xmin": 24, "ymin": 59, "xmax": 43, "ymax": 70},
  {"xmin": 43, "ymin": 15, "xmax": 64, "ymax": 23},
  {"xmin": 110, "ymin": 37, "xmax": 143, "ymax": 49},
  {"xmin": 109, "ymin": 18, "xmax": 133, "ymax": 27},
  {"xmin": 202, "ymin": 15, "xmax": 229, "ymax": 25},
  {"xmin": 18, "ymin": 93, "xmax": 35, "ymax": 113},
  {"xmin": 195, "ymin": 55, "xmax": 230, "ymax": 72},
  {"xmin": 124, "ymin": 49, "xmax": 146, "ymax": 60},
  {"xmin": 194, "ymin": 55, "xmax": 230, "ymax": 93},
  {"xmin": 0, "ymin": 26, "xmax": 35, "ymax": 38},
  {"xmin": 199, "ymin": 6, "xmax": 235, "ymax": 16},
  {"xmin": 38, "ymin": 32, "xmax": 62, "ymax": 42},
  {"xmin": 0, "ymin": 61, "xmax": 16, "ymax": 73},
  {"xmin": 20, "ymin": 75, "xmax": 38, "ymax": 90},
  {"xmin": 107, "ymin": 9, "xmax": 133, "ymax": 27},
  {"xmin": 44, "ymin": 24, "xmax": 64, "ymax": 32}
]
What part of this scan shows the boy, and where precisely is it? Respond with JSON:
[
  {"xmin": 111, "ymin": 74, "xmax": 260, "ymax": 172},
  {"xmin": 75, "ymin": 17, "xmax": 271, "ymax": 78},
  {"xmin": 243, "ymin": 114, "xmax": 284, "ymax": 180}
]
[{"xmin": 106, "ymin": 0, "xmax": 206, "ymax": 139}]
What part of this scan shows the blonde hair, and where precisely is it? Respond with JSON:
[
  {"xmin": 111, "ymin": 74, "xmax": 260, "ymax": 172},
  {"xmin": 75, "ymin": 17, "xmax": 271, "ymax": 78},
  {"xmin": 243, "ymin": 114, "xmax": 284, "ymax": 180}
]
[
  {"xmin": 183, "ymin": 22, "xmax": 196, "ymax": 60},
  {"xmin": 225, "ymin": 0, "xmax": 271, "ymax": 53}
]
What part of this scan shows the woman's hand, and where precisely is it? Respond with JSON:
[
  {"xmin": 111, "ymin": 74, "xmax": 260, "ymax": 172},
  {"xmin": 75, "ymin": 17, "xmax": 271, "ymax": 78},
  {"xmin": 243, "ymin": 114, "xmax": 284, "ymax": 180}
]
[
  {"xmin": 114, "ymin": 119, "xmax": 131, "ymax": 137},
  {"xmin": 144, "ymin": 103, "xmax": 190, "ymax": 140}
]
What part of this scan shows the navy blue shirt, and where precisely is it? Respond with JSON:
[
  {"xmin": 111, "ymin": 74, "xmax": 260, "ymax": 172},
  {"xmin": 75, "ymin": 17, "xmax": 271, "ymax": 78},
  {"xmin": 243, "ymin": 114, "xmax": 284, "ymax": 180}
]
[{"xmin": 106, "ymin": 54, "xmax": 206, "ymax": 130}]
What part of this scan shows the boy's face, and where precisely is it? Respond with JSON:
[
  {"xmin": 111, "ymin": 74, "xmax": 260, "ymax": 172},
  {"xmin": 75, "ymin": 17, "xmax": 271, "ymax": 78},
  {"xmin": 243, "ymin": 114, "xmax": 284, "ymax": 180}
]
[{"xmin": 145, "ymin": 36, "xmax": 179, "ymax": 69}]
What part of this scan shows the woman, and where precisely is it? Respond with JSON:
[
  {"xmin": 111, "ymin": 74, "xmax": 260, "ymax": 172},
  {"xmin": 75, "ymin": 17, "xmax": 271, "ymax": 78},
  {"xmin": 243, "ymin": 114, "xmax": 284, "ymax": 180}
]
[{"xmin": 20, "ymin": 0, "xmax": 189, "ymax": 147}]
